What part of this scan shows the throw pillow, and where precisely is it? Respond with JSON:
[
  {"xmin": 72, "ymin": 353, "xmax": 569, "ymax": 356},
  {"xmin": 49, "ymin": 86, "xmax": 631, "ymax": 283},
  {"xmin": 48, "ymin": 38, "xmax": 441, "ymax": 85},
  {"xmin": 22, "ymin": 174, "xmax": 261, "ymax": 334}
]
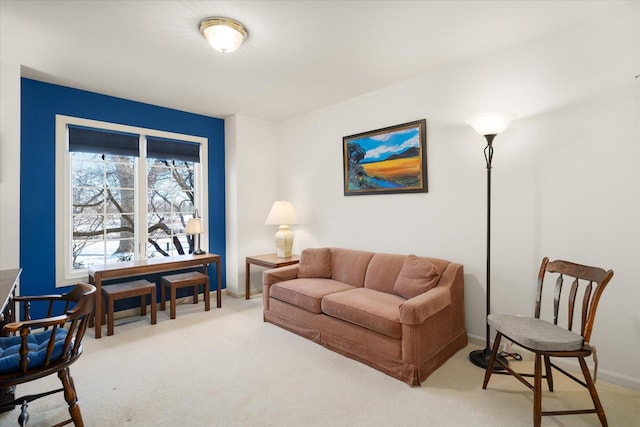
[
  {"xmin": 297, "ymin": 248, "xmax": 332, "ymax": 278},
  {"xmin": 393, "ymin": 255, "xmax": 440, "ymax": 299}
]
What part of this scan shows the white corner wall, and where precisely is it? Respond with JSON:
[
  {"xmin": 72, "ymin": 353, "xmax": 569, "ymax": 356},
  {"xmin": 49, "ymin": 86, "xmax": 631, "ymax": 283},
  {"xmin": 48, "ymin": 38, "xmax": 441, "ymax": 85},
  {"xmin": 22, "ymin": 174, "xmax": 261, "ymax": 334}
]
[
  {"xmin": 0, "ymin": 61, "xmax": 21, "ymax": 270},
  {"xmin": 225, "ymin": 114, "xmax": 280, "ymax": 297},
  {"xmin": 273, "ymin": 4, "xmax": 640, "ymax": 388}
]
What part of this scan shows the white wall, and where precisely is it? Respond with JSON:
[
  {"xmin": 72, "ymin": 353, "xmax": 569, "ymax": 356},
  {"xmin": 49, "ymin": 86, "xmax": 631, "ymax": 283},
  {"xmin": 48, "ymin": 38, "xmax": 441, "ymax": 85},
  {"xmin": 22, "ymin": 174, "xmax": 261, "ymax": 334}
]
[
  {"xmin": 0, "ymin": 61, "xmax": 20, "ymax": 270},
  {"xmin": 271, "ymin": 4, "xmax": 640, "ymax": 388},
  {"xmin": 225, "ymin": 114, "xmax": 280, "ymax": 297}
]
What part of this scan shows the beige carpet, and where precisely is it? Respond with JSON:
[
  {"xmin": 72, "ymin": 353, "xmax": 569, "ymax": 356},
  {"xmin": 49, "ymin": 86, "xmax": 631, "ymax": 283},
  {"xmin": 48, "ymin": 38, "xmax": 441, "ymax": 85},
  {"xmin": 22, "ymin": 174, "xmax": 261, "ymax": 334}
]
[{"xmin": 1, "ymin": 294, "xmax": 638, "ymax": 426}]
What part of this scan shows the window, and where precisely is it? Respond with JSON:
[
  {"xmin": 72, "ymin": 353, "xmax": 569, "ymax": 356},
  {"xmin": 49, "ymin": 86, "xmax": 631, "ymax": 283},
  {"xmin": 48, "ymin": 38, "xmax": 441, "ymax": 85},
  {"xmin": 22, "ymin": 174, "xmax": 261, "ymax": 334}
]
[
  {"xmin": 56, "ymin": 116, "xmax": 208, "ymax": 285},
  {"xmin": 145, "ymin": 137, "xmax": 200, "ymax": 259}
]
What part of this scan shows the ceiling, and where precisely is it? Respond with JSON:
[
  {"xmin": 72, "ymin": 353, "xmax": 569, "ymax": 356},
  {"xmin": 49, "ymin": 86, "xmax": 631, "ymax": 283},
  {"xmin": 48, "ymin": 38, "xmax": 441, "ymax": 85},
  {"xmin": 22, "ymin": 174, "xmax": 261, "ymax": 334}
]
[{"xmin": 0, "ymin": 1, "xmax": 624, "ymax": 122}]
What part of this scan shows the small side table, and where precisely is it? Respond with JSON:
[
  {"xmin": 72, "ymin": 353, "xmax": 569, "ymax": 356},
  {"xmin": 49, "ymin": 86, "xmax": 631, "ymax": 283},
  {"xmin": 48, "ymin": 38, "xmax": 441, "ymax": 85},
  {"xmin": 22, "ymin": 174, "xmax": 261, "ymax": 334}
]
[{"xmin": 245, "ymin": 253, "xmax": 300, "ymax": 299}]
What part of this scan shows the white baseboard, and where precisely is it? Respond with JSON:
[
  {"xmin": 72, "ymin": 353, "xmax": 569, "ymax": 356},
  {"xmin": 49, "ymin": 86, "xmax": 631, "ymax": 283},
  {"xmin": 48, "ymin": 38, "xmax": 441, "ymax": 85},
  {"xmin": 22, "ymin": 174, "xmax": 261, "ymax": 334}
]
[
  {"xmin": 227, "ymin": 288, "xmax": 263, "ymax": 299},
  {"xmin": 226, "ymin": 289, "xmax": 248, "ymax": 299}
]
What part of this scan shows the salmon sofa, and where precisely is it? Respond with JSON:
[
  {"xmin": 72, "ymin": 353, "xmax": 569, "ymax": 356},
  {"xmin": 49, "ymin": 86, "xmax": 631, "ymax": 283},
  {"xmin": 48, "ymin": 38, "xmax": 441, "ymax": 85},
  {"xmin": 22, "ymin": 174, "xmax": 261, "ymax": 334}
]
[{"xmin": 262, "ymin": 247, "xmax": 467, "ymax": 386}]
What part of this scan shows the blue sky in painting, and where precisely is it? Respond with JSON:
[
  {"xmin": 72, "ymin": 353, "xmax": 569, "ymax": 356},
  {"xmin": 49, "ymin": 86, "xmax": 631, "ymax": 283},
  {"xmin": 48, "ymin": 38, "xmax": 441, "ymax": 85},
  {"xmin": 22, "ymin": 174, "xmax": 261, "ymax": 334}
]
[{"xmin": 354, "ymin": 127, "xmax": 420, "ymax": 162}]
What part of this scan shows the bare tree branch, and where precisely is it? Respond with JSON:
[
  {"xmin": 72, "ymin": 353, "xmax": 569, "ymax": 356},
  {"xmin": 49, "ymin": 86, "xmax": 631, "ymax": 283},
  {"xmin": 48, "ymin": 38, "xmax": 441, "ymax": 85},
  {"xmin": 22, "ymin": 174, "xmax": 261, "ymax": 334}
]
[
  {"xmin": 105, "ymin": 187, "xmax": 134, "ymax": 227},
  {"xmin": 147, "ymin": 238, "xmax": 169, "ymax": 257},
  {"xmin": 72, "ymin": 220, "xmax": 172, "ymax": 238},
  {"xmin": 73, "ymin": 188, "xmax": 104, "ymax": 210}
]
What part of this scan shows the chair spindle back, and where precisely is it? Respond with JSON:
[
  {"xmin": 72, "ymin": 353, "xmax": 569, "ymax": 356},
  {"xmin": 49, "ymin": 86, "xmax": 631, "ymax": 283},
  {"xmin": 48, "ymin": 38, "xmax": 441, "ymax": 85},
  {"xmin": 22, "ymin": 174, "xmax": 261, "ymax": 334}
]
[{"xmin": 534, "ymin": 257, "xmax": 613, "ymax": 342}]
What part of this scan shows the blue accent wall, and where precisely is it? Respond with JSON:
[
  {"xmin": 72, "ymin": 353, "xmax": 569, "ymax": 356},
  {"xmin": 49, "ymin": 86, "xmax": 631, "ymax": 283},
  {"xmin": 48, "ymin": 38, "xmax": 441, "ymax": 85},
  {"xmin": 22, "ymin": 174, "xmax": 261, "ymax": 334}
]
[{"xmin": 20, "ymin": 78, "xmax": 226, "ymax": 304}]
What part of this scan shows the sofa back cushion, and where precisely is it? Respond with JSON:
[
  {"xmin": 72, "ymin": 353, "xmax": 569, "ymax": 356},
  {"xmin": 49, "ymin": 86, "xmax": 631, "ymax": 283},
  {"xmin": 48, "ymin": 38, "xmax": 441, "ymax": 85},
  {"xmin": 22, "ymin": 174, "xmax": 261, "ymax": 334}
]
[
  {"xmin": 393, "ymin": 255, "xmax": 441, "ymax": 299},
  {"xmin": 329, "ymin": 248, "xmax": 374, "ymax": 287},
  {"xmin": 297, "ymin": 248, "xmax": 332, "ymax": 278},
  {"xmin": 364, "ymin": 253, "xmax": 407, "ymax": 294}
]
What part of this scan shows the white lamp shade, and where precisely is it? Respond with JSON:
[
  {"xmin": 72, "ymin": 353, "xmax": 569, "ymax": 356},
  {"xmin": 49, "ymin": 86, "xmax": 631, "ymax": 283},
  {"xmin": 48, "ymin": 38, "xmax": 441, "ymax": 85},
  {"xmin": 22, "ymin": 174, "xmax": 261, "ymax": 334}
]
[
  {"xmin": 185, "ymin": 217, "xmax": 203, "ymax": 234},
  {"xmin": 265, "ymin": 201, "xmax": 297, "ymax": 225},
  {"xmin": 466, "ymin": 112, "xmax": 516, "ymax": 136},
  {"xmin": 200, "ymin": 17, "xmax": 247, "ymax": 53}
]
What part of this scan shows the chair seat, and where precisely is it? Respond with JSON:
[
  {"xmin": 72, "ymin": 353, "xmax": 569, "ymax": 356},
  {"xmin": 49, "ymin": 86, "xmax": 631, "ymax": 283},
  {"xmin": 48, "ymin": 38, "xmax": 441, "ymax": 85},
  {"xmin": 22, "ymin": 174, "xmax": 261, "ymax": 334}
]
[
  {"xmin": 488, "ymin": 313, "xmax": 583, "ymax": 352},
  {"xmin": 0, "ymin": 328, "xmax": 68, "ymax": 374}
]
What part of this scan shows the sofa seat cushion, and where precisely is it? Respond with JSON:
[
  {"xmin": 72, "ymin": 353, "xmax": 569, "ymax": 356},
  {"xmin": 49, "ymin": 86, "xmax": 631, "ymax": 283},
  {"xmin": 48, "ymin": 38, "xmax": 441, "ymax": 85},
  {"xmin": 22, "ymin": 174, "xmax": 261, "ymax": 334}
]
[
  {"xmin": 321, "ymin": 288, "xmax": 405, "ymax": 339},
  {"xmin": 270, "ymin": 279, "xmax": 355, "ymax": 314}
]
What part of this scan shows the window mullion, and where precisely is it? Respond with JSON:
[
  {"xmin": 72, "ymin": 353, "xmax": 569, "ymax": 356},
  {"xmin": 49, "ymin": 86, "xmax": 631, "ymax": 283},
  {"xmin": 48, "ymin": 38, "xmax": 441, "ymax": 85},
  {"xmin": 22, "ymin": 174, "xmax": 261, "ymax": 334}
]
[
  {"xmin": 137, "ymin": 136, "xmax": 148, "ymax": 260},
  {"xmin": 195, "ymin": 155, "xmax": 207, "ymax": 252},
  {"xmin": 102, "ymin": 156, "xmax": 108, "ymax": 266}
]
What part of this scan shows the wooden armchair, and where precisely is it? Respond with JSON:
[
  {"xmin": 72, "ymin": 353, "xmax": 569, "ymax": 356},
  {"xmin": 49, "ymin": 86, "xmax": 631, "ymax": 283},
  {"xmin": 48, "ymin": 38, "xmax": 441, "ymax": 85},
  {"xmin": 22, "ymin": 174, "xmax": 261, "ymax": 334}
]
[
  {"xmin": 483, "ymin": 257, "xmax": 613, "ymax": 426},
  {"xmin": 0, "ymin": 283, "xmax": 95, "ymax": 426}
]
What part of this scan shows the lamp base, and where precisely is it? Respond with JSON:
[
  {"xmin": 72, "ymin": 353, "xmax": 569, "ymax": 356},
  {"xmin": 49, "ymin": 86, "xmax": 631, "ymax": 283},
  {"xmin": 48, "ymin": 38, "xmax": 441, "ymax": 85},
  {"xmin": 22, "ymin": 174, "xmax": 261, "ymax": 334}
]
[
  {"xmin": 469, "ymin": 347, "xmax": 508, "ymax": 371},
  {"xmin": 274, "ymin": 225, "xmax": 294, "ymax": 258},
  {"xmin": 192, "ymin": 233, "xmax": 205, "ymax": 255}
]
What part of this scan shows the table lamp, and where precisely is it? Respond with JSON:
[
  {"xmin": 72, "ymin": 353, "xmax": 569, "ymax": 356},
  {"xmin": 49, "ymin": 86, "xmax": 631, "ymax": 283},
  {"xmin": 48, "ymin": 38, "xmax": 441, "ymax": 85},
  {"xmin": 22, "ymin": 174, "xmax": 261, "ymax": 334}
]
[
  {"xmin": 265, "ymin": 201, "xmax": 298, "ymax": 258},
  {"xmin": 185, "ymin": 209, "xmax": 205, "ymax": 255}
]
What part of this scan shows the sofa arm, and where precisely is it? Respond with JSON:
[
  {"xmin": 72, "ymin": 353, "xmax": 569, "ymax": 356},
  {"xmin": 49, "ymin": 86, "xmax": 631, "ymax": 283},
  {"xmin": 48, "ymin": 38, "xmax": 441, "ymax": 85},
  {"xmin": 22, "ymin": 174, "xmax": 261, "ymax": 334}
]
[
  {"xmin": 399, "ymin": 287, "xmax": 451, "ymax": 325},
  {"xmin": 262, "ymin": 264, "xmax": 299, "ymax": 286}
]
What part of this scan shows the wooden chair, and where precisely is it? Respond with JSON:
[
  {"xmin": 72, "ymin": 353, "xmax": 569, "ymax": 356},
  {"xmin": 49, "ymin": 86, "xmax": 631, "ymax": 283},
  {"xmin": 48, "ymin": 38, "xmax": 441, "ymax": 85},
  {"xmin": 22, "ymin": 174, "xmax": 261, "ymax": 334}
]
[
  {"xmin": 483, "ymin": 257, "xmax": 613, "ymax": 427},
  {"xmin": 0, "ymin": 283, "xmax": 96, "ymax": 426}
]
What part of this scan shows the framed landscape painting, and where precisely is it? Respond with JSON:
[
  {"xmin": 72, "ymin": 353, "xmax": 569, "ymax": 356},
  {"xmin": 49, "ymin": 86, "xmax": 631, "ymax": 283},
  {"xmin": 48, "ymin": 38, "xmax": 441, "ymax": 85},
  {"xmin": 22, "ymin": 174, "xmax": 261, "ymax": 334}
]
[{"xmin": 343, "ymin": 119, "xmax": 427, "ymax": 196}]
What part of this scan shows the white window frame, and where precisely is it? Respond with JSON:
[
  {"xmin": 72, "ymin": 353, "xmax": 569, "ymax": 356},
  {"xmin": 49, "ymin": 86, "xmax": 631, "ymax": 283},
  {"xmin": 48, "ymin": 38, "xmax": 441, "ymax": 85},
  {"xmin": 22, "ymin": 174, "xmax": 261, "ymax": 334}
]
[{"xmin": 55, "ymin": 115, "xmax": 208, "ymax": 286}]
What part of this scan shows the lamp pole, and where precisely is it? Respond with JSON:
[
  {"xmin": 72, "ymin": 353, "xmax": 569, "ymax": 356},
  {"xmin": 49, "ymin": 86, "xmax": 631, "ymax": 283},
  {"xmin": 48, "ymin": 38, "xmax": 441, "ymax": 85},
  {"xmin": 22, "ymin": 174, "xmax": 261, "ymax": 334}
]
[
  {"xmin": 466, "ymin": 112, "xmax": 515, "ymax": 370},
  {"xmin": 484, "ymin": 134, "xmax": 494, "ymax": 360},
  {"xmin": 469, "ymin": 134, "xmax": 507, "ymax": 369}
]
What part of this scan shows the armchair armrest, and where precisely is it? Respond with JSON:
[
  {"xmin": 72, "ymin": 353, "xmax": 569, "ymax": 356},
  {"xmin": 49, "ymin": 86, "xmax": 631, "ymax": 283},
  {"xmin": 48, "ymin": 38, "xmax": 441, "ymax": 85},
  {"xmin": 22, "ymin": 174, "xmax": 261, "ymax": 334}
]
[
  {"xmin": 2, "ymin": 314, "xmax": 69, "ymax": 334},
  {"xmin": 399, "ymin": 287, "xmax": 451, "ymax": 325},
  {"xmin": 13, "ymin": 295, "xmax": 65, "ymax": 302},
  {"xmin": 262, "ymin": 264, "xmax": 299, "ymax": 286}
]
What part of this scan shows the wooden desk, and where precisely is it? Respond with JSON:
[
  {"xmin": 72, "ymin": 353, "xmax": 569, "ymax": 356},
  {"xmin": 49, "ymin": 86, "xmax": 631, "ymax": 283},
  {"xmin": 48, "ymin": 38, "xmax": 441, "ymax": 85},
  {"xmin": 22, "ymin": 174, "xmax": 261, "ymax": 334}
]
[
  {"xmin": 0, "ymin": 268, "xmax": 20, "ymax": 333},
  {"xmin": 89, "ymin": 254, "xmax": 220, "ymax": 338},
  {"xmin": 245, "ymin": 254, "xmax": 299, "ymax": 299}
]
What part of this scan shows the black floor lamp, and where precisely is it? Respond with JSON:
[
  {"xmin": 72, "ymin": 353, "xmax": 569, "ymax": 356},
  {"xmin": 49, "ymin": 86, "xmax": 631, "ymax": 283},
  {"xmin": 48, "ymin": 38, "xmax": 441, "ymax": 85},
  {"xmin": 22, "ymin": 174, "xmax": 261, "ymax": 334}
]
[{"xmin": 466, "ymin": 112, "xmax": 516, "ymax": 370}]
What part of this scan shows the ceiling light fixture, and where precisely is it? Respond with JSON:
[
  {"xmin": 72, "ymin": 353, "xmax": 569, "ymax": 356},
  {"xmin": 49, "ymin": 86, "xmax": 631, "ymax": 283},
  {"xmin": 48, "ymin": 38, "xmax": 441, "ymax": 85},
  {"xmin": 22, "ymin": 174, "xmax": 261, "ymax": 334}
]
[{"xmin": 199, "ymin": 17, "xmax": 248, "ymax": 53}]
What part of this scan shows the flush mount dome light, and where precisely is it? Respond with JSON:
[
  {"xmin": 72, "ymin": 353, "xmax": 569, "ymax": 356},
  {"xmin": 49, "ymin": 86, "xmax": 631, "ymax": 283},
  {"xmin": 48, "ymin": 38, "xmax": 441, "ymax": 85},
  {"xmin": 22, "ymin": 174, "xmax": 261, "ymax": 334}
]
[{"xmin": 199, "ymin": 17, "xmax": 248, "ymax": 53}]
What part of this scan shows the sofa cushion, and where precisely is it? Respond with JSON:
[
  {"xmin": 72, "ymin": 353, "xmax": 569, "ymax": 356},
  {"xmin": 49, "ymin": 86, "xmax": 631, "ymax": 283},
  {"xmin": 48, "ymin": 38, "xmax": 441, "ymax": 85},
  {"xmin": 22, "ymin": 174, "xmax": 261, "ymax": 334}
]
[
  {"xmin": 321, "ymin": 288, "xmax": 405, "ymax": 339},
  {"xmin": 329, "ymin": 248, "xmax": 375, "ymax": 287},
  {"xmin": 297, "ymin": 248, "xmax": 331, "ymax": 278},
  {"xmin": 270, "ymin": 278, "xmax": 355, "ymax": 314},
  {"xmin": 364, "ymin": 253, "xmax": 407, "ymax": 293},
  {"xmin": 393, "ymin": 255, "xmax": 440, "ymax": 300}
]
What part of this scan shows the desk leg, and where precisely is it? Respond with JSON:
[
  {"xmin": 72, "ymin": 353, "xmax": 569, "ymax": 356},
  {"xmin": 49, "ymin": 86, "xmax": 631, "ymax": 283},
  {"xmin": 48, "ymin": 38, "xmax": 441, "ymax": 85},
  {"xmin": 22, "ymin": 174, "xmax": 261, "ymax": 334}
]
[
  {"xmin": 204, "ymin": 261, "xmax": 222, "ymax": 308},
  {"xmin": 245, "ymin": 261, "xmax": 250, "ymax": 299},
  {"xmin": 91, "ymin": 275, "xmax": 102, "ymax": 339},
  {"xmin": 216, "ymin": 258, "xmax": 222, "ymax": 308}
]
